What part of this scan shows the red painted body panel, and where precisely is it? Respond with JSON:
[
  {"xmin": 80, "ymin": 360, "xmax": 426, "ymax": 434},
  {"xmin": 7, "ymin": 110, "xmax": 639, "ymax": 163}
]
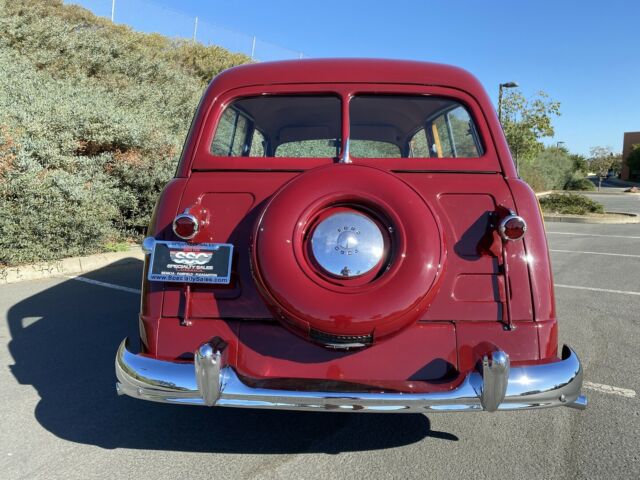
[{"xmin": 138, "ymin": 59, "xmax": 559, "ymax": 386}]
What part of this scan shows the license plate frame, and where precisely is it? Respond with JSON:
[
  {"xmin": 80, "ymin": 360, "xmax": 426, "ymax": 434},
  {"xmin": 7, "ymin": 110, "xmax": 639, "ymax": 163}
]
[{"xmin": 148, "ymin": 241, "xmax": 233, "ymax": 284}]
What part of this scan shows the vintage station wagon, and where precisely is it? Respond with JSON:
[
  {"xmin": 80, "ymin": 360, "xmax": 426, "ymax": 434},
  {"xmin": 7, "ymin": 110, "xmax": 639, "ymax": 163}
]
[{"xmin": 115, "ymin": 59, "xmax": 587, "ymax": 412}]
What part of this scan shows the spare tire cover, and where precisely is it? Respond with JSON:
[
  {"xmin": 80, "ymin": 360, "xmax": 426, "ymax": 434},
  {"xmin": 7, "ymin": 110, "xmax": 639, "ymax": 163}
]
[{"xmin": 252, "ymin": 164, "xmax": 445, "ymax": 343}]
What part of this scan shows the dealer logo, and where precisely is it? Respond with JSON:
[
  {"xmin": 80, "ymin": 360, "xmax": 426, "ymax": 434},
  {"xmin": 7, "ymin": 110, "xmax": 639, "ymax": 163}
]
[{"xmin": 169, "ymin": 251, "xmax": 213, "ymax": 265}]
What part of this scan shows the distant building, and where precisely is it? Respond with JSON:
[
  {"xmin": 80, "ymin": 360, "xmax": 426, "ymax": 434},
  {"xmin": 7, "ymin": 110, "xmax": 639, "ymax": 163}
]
[{"xmin": 621, "ymin": 131, "xmax": 640, "ymax": 180}]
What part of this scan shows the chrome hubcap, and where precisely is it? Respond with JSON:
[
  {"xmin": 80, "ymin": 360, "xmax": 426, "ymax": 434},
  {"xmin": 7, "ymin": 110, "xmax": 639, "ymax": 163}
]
[{"xmin": 310, "ymin": 211, "xmax": 384, "ymax": 278}]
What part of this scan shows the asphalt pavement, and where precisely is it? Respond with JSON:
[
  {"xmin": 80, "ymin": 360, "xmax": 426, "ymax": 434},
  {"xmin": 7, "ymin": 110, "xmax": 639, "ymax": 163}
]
[{"xmin": 2, "ymin": 192, "xmax": 639, "ymax": 480}]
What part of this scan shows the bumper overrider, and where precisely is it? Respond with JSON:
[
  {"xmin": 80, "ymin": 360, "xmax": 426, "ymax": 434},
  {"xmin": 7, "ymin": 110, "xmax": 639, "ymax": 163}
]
[{"xmin": 115, "ymin": 338, "xmax": 587, "ymax": 412}]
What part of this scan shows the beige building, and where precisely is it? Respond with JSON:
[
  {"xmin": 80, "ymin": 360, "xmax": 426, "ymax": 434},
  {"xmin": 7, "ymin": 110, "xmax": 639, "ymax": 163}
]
[{"xmin": 621, "ymin": 131, "xmax": 640, "ymax": 180}]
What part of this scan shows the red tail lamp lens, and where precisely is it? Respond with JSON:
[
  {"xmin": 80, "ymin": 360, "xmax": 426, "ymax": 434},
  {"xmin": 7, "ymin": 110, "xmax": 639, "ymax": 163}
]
[
  {"xmin": 173, "ymin": 214, "xmax": 199, "ymax": 240},
  {"xmin": 499, "ymin": 215, "xmax": 526, "ymax": 241}
]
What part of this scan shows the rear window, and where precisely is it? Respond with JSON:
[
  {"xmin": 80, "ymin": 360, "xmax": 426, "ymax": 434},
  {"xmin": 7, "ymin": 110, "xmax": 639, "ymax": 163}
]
[
  {"xmin": 211, "ymin": 95, "xmax": 341, "ymax": 158},
  {"xmin": 350, "ymin": 95, "xmax": 483, "ymax": 158},
  {"xmin": 209, "ymin": 94, "xmax": 483, "ymax": 159}
]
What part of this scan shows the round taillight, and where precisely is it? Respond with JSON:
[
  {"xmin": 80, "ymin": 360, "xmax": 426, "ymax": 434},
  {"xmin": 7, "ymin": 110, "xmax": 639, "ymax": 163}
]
[
  {"xmin": 173, "ymin": 213, "xmax": 199, "ymax": 240},
  {"xmin": 499, "ymin": 215, "xmax": 526, "ymax": 241}
]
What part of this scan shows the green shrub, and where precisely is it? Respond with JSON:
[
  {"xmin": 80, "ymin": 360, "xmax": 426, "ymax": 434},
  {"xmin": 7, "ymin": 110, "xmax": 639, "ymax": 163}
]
[
  {"xmin": 564, "ymin": 175, "xmax": 596, "ymax": 191},
  {"xmin": 519, "ymin": 162, "xmax": 548, "ymax": 192},
  {"xmin": 539, "ymin": 193, "xmax": 604, "ymax": 215},
  {"xmin": 519, "ymin": 146, "xmax": 575, "ymax": 192},
  {"xmin": 0, "ymin": 0, "xmax": 250, "ymax": 266}
]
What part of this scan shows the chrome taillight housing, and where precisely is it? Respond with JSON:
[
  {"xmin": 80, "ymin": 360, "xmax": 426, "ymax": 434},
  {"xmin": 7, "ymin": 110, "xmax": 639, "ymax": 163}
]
[
  {"xmin": 499, "ymin": 214, "xmax": 527, "ymax": 241},
  {"xmin": 173, "ymin": 210, "xmax": 199, "ymax": 240}
]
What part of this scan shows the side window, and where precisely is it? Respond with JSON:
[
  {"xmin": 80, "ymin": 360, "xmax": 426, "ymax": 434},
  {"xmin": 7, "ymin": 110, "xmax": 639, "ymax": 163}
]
[
  {"xmin": 433, "ymin": 115, "xmax": 453, "ymax": 157},
  {"xmin": 350, "ymin": 140, "xmax": 400, "ymax": 158},
  {"xmin": 431, "ymin": 106, "xmax": 480, "ymax": 158},
  {"xmin": 211, "ymin": 107, "xmax": 249, "ymax": 156},
  {"xmin": 408, "ymin": 129, "xmax": 430, "ymax": 157},
  {"xmin": 250, "ymin": 129, "xmax": 265, "ymax": 156},
  {"xmin": 275, "ymin": 140, "xmax": 338, "ymax": 157}
]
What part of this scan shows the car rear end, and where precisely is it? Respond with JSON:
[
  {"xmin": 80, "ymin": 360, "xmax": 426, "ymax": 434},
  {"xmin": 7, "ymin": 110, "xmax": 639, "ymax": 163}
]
[{"xmin": 115, "ymin": 59, "xmax": 586, "ymax": 412}]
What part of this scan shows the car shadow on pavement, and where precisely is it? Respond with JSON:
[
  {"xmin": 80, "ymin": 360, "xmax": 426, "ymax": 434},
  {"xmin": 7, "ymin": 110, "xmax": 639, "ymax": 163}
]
[{"xmin": 7, "ymin": 259, "xmax": 458, "ymax": 453}]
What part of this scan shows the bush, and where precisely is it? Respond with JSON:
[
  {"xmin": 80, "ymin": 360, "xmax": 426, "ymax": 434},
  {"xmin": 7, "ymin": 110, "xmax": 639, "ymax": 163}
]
[
  {"xmin": 519, "ymin": 146, "xmax": 574, "ymax": 192},
  {"xmin": 564, "ymin": 174, "xmax": 596, "ymax": 191},
  {"xmin": 539, "ymin": 193, "xmax": 604, "ymax": 215},
  {"xmin": 0, "ymin": 0, "xmax": 251, "ymax": 266}
]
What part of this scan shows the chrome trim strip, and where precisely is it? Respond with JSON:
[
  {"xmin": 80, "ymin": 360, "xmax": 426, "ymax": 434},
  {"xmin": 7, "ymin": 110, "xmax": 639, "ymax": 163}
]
[{"xmin": 115, "ymin": 341, "xmax": 586, "ymax": 413}]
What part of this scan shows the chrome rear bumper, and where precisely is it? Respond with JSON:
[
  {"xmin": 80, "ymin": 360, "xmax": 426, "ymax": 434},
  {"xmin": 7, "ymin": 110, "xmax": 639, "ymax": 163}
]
[{"xmin": 115, "ymin": 338, "xmax": 586, "ymax": 413}]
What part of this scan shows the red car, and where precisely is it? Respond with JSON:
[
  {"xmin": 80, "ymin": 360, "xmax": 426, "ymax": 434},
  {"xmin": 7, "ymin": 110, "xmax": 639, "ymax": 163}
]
[{"xmin": 115, "ymin": 59, "xmax": 586, "ymax": 412}]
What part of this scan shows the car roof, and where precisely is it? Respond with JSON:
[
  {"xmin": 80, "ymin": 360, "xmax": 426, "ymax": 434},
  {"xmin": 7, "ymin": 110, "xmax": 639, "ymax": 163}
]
[{"xmin": 209, "ymin": 58, "xmax": 486, "ymax": 96}]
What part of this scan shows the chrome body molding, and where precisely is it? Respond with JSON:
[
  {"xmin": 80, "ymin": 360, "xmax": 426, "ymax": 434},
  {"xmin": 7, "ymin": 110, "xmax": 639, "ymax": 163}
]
[{"xmin": 115, "ymin": 339, "xmax": 586, "ymax": 413}]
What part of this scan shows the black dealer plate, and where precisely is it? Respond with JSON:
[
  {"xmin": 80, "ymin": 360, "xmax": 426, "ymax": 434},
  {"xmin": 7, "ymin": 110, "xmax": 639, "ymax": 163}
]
[{"xmin": 148, "ymin": 241, "xmax": 233, "ymax": 284}]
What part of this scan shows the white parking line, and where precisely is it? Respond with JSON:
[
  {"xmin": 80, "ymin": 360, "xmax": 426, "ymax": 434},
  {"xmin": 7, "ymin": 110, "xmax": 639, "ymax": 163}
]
[
  {"xmin": 547, "ymin": 231, "xmax": 640, "ymax": 240},
  {"xmin": 555, "ymin": 284, "xmax": 640, "ymax": 296},
  {"xmin": 584, "ymin": 382, "xmax": 636, "ymax": 398},
  {"xmin": 64, "ymin": 275, "xmax": 141, "ymax": 294},
  {"xmin": 550, "ymin": 249, "xmax": 640, "ymax": 258}
]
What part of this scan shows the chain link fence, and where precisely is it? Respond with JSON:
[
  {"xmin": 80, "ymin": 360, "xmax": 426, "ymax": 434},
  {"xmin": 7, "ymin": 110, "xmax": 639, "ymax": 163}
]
[{"xmin": 65, "ymin": 0, "xmax": 304, "ymax": 61}]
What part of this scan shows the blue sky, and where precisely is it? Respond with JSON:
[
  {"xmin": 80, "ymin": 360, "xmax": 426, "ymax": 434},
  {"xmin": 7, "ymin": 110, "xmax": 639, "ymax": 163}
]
[{"xmin": 72, "ymin": 0, "xmax": 639, "ymax": 156}]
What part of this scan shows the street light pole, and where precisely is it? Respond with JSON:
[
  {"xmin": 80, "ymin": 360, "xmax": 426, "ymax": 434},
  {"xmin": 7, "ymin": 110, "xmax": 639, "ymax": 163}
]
[
  {"xmin": 111, "ymin": 0, "xmax": 115, "ymax": 22},
  {"xmin": 193, "ymin": 16, "xmax": 198, "ymax": 42},
  {"xmin": 498, "ymin": 81, "xmax": 519, "ymax": 124}
]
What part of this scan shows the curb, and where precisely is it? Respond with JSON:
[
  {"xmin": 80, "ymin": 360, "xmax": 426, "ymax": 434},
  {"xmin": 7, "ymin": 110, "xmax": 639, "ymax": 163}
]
[
  {"xmin": 543, "ymin": 211, "xmax": 640, "ymax": 224},
  {"xmin": 0, "ymin": 246, "xmax": 144, "ymax": 285}
]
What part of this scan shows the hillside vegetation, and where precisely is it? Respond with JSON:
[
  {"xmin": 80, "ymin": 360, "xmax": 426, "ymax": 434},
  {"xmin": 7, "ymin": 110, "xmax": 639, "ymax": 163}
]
[{"xmin": 0, "ymin": 0, "xmax": 250, "ymax": 266}]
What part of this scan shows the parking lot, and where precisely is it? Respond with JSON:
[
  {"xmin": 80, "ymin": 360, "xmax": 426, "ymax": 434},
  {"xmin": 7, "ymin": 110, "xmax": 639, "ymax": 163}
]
[{"xmin": 2, "ymin": 192, "xmax": 639, "ymax": 480}]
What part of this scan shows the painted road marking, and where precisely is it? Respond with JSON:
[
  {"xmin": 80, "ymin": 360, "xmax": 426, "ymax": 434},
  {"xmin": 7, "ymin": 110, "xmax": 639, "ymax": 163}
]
[
  {"xmin": 556, "ymin": 284, "xmax": 640, "ymax": 296},
  {"xmin": 64, "ymin": 275, "xmax": 141, "ymax": 294},
  {"xmin": 547, "ymin": 231, "xmax": 640, "ymax": 240},
  {"xmin": 583, "ymin": 382, "xmax": 636, "ymax": 398},
  {"xmin": 550, "ymin": 249, "xmax": 640, "ymax": 259}
]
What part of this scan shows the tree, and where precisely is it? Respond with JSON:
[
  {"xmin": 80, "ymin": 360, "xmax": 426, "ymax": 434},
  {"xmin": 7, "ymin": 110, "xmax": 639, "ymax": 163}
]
[
  {"xmin": 570, "ymin": 153, "xmax": 589, "ymax": 175},
  {"xmin": 589, "ymin": 146, "xmax": 621, "ymax": 190},
  {"xmin": 626, "ymin": 144, "xmax": 640, "ymax": 179},
  {"xmin": 500, "ymin": 90, "xmax": 561, "ymax": 166}
]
